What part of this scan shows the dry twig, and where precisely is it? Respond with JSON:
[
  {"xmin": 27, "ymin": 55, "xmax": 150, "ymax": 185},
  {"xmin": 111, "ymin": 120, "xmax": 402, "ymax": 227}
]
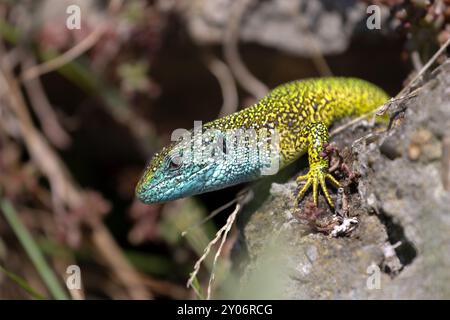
[
  {"xmin": 186, "ymin": 202, "xmax": 240, "ymax": 299},
  {"xmin": 223, "ymin": 0, "xmax": 268, "ymax": 100},
  {"xmin": 20, "ymin": 26, "xmax": 107, "ymax": 82},
  {"xmin": 204, "ymin": 53, "xmax": 239, "ymax": 117},
  {"xmin": 22, "ymin": 56, "xmax": 71, "ymax": 149},
  {"xmin": 206, "ymin": 203, "xmax": 240, "ymax": 300},
  {"xmin": 185, "ymin": 189, "xmax": 251, "ymax": 299},
  {"xmin": 19, "ymin": 0, "xmax": 124, "ymax": 81}
]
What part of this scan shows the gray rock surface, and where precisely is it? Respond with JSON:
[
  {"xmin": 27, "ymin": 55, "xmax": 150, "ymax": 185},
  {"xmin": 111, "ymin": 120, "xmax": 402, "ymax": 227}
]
[
  {"xmin": 235, "ymin": 60, "xmax": 450, "ymax": 299},
  {"xmin": 180, "ymin": 0, "xmax": 387, "ymax": 56}
]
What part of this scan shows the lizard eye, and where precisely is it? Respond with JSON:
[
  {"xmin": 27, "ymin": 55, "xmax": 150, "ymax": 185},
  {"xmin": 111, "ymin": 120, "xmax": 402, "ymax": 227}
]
[{"xmin": 168, "ymin": 156, "xmax": 182, "ymax": 171}]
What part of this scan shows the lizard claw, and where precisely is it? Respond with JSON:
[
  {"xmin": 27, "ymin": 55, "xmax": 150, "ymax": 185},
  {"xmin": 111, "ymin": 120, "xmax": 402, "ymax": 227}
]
[{"xmin": 296, "ymin": 167, "xmax": 341, "ymax": 207}]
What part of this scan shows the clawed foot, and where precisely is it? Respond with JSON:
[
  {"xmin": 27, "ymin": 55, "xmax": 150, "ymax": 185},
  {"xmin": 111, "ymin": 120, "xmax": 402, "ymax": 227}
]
[{"xmin": 296, "ymin": 166, "xmax": 341, "ymax": 207}]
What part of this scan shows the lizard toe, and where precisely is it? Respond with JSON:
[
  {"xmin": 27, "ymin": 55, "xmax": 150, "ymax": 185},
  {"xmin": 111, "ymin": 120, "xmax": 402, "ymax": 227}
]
[{"xmin": 295, "ymin": 169, "xmax": 340, "ymax": 208}]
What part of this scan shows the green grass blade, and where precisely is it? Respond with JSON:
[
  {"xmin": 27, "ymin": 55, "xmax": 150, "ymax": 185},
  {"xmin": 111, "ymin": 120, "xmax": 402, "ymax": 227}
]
[
  {"xmin": 0, "ymin": 264, "xmax": 46, "ymax": 300},
  {"xmin": 190, "ymin": 276, "xmax": 205, "ymax": 300},
  {"xmin": 0, "ymin": 199, "xmax": 69, "ymax": 300}
]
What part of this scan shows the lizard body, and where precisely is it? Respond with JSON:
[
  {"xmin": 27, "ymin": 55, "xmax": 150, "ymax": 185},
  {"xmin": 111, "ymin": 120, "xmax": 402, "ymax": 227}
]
[{"xmin": 136, "ymin": 77, "xmax": 389, "ymax": 206}]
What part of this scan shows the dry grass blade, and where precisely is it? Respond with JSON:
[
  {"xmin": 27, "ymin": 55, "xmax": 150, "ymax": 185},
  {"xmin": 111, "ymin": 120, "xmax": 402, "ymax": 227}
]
[
  {"xmin": 206, "ymin": 203, "xmax": 240, "ymax": 300},
  {"xmin": 186, "ymin": 202, "xmax": 241, "ymax": 298}
]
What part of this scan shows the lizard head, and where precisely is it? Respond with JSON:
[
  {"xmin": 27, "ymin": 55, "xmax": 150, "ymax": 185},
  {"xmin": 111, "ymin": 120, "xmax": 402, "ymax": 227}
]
[
  {"xmin": 135, "ymin": 127, "xmax": 274, "ymax": 204},
  {"xmin": 135, "ymin": 143, "xmax": 193, "ymax": 204}
]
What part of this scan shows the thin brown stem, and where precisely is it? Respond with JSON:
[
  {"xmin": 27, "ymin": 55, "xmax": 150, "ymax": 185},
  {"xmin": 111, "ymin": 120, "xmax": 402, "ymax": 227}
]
[
  {"xmin": 223, "ymin": 0, "xmax": 268, "ymax": 100},
  {"xmin": 204, "ymin": 53, "xmax": 239, "ymax": 117},
  {"xmin": 22, "ymin": 56, "xmax": 71, "ymax": 149}
]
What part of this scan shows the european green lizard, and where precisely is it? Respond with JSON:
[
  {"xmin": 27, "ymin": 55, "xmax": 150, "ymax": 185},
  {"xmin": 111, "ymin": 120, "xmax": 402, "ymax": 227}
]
[{"xmin": 136, "ymin": 77, "xmax": 389, "ymax": 207}]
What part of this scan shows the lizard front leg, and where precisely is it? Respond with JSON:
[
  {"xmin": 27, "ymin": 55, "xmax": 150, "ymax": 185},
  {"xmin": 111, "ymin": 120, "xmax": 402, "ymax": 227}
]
[{"xmin": 296, "ymin": 122, "xmax": 340, "ymax": 207}]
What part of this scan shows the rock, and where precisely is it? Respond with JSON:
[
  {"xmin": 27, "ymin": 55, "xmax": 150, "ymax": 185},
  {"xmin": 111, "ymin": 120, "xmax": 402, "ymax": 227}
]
[
  {"xmin": 234, "ymin": 60, "xmax": 450, "ymax": 299},
  {"xmin": 179, "ymin": 0, "xmax": 388, "ymax": 57}
]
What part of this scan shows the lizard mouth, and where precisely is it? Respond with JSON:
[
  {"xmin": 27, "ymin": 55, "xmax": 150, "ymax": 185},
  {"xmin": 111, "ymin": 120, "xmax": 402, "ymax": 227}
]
[{"xmin": 136, "ymin": 165, "xmax": 211, "ymax": 204}]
